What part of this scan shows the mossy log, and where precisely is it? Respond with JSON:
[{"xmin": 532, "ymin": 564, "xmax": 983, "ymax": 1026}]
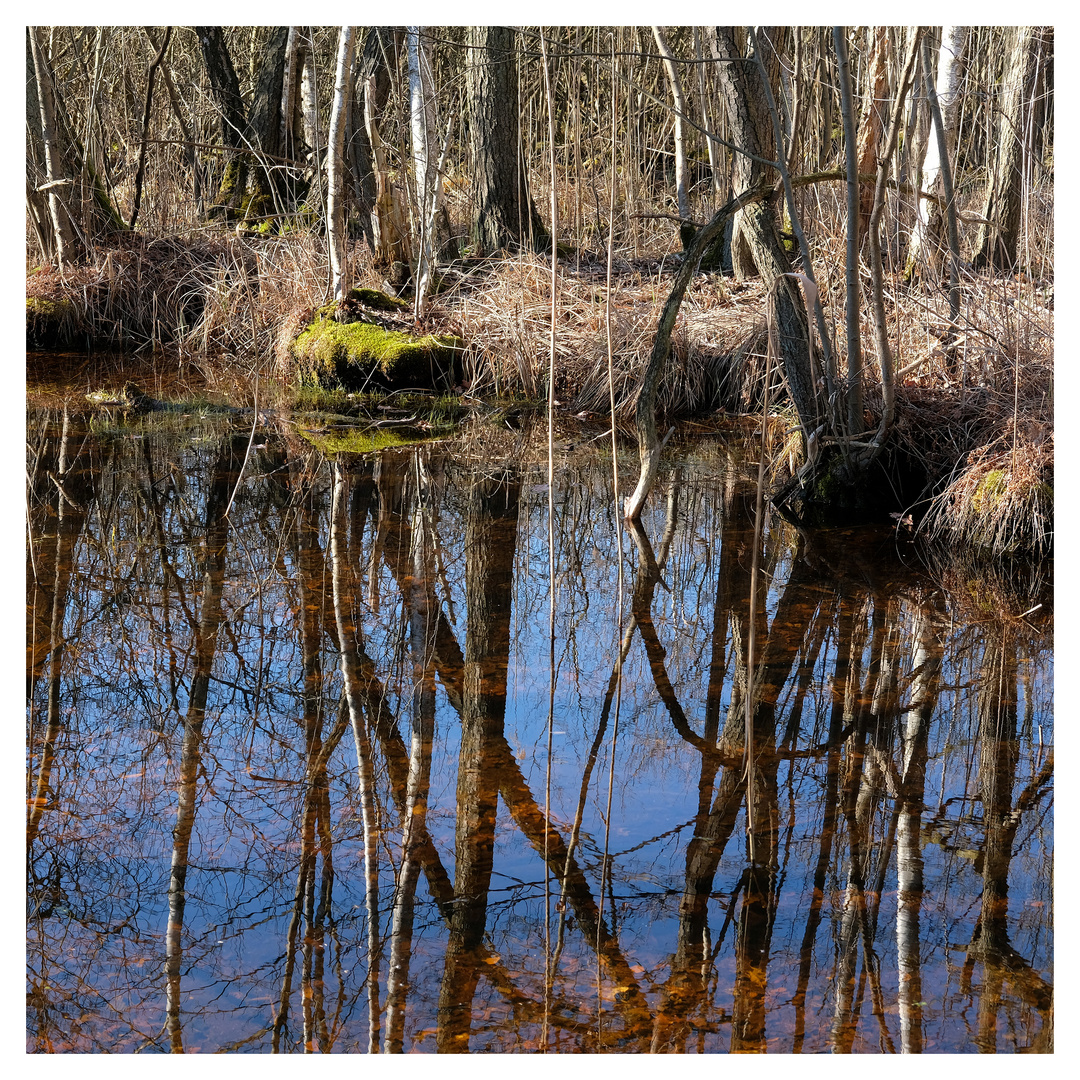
[{"xmin": 291, "ymin": 289, "xmax": 462, "ymax": 392}]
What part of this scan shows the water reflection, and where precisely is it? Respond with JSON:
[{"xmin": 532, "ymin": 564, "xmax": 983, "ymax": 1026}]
[{"xmin": 26, "ymin": 409, "xmax": 1053, "ymax": 1053}]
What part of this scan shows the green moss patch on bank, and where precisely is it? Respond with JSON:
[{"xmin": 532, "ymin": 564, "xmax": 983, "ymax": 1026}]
[
  {"xmin": 27, "ymin": 296, "xmax": 79, "ymax": 348},
  {"xmin": 923, "ymin": 447, "xmax": 1053, "ymax": 556},
  {"xmin": 291, "ymin": 312, "xmax": 462, "ymax": 392}
]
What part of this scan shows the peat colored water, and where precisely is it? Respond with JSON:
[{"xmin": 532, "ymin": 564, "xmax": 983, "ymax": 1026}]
[{"xmin": 26, "ymin": 372, "xmax": 1052, "ymax": 1053}]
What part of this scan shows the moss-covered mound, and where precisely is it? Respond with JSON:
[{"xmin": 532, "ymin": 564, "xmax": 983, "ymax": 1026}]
[
  {"xmin": 27, "ymin": 296, "xmax": 78, "ymax": 349},
  {"xmin": 291, "ymin": 304, "xmax": 462, "ymax": 392}
]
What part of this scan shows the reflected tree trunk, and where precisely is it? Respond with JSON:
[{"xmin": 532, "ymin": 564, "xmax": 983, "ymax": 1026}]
[
  {"xmin": 961, "ymin": 623, "xmax": 1052, "ymax": 1047},
  {"xmin": 895, "ymin": 600, "xmax": 943, "ymax": 1054},
  {"xmin": 273, "ymin": 475, "xmax": 351, "ymax": 1053},
  {"xmin": 436, "ymin": 469, "xmax": 520, "ymax": 1051},
  {"xmin": 164, "ymin": 434, "xmax": 244, "ymax": 1053},
  {"xmin": 386, "ymin": 456, "xmax": 440, "ymax": 1053},
  {"xmin": 330, "ymin": 462, "xmax": 383, "ymax": 1053},
  {"xmin": 27, "ymin": 412, "xmax": 94, "ymax": 846}
]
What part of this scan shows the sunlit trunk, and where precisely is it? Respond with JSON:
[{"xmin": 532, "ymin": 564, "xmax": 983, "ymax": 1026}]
[
  {"xmin": 164, "ymin": 435, "xmax": 240, "ymax": 1053},
  {"xmin": 29, "ymin": 28, "xmax": 80, "ymax": 264},
  {"xmin": 895, "ymin": 603, "xmax": 942, "ymax": 1053},
  {"xmin": 327, "ymin": 27, "xmax": 355, "ymax": 302},
  {"xmin": 330, "ymin": 463, "xmax": 382, "ymax": 1052},
  {"xmin": 652, "ymin": 27, "xmax": 689, "ymax": 227},
  {"xmin": 407, "ymin": 27, "xmax": 441, "ymax": 315},
  {"xmin": 907, "ymin": 27, "xmax": 968, "ymax": 276}
]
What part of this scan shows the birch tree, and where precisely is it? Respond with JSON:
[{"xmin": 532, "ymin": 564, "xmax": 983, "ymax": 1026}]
[
  {"xmin": 29, "ymin": 28, "xmax": 80, "ymax": 264},
  {"xmin": 327, "ymin": 26, "xmax": 355, "ymax": 301},
  {"xmin": 652, "ymin": 27, "xmax": 690, "ymax": 236},
  {"xmin": 906, "ymin": 26, "xmax": 968, "ymax": 276},
  {"xmin": 408, "ymin": 27, "xmax": 441, "ymax": 316}
]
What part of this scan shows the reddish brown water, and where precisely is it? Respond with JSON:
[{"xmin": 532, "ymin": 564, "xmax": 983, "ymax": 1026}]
[{"xmin": 26, "ymin": 391, "xmax": 1052, "ymax": 1053}]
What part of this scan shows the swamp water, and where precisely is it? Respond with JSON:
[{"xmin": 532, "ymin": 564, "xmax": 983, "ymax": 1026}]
[{"xmin": 26, "ymin": 384, "xmax": 1052, "ymax": 1053}]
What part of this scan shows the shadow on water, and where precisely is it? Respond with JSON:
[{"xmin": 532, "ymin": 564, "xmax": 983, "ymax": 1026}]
[{"xmin": 26, "ymin": 390, "xmax": 1052, "ymax": 1053}]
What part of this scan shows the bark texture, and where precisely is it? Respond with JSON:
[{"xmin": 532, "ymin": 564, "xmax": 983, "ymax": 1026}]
[
  {"xmin": 466, "ymin": 26, "xmax": 546, "ymax": 251},
  {"xmin": 974, "ymin": 26, "xmax": 1044, "ymax": 269}
]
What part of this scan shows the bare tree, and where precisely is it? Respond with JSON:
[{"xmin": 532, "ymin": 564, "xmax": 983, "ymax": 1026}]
[
  {"xmin": 326, "ymin": 26, "xmax": 355, "ymax": 301},
  {"xmin": 974, "ymin": 26, "xmax": 1045, "ymax": 269},
  {"xmin": 906, "ymin": 26, "xmax": 968, "ymax": 276},
  {"xmin": 28, "ymin": 28, "xmax": 81, "ymax": 264},
  {"xmin": 652, "ymin": 27, "xmax": 690, "ymax": 235},
  {"xmin": 467, "ymin": 26, "xmax": 546, "ymax": 251}
]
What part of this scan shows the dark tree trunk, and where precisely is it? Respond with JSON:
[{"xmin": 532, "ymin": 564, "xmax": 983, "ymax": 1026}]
[
  {"xmin": 436, "ymin": 470, "xmax": 519, "ymax": 1051},
  {"xmin": 466, "ymin": 26, "xmax": 547, "ymax": 252},
  {"xmin": 973, "ymin": 26, "xmax": 1045, "ymax": 270},
  {"xmin": 348, "ymin": 27, "xmax": 393, "ymax": 253},
  {"xmin": 197, "ymin": 26, "xmax": 289, "ymax": 217},
  {"xmin": 712, "ymin": 26, "xmax": 816, "ymax": 436},
  {"xmin": 196, "ymin": 27, "xmax": 248, "ymax": 214},
  {"xmin": 246, "ymin": 25, "xmax": 289, "ymax": 203}
]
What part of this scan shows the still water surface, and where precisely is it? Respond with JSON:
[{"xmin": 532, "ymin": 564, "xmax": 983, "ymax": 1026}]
[{"xmin": 26, "ymin": 398, "xmax": 1052, "ymax": 1053}]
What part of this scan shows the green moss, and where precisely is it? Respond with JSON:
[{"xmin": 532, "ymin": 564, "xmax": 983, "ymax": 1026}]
[
  {"xmin": 812, "ymin": 459, "xmax": 842, "ymax": 503},
  {"xmin": 27, "ymin": 297, "xmax": 74, "ymax": 319},
  {"xmin": 292, "ymin": 316, "xmax": 462, "ymax": 391},
  {"xmin": 27, "ymin": 296, "xmax": 77, "ymax": 347},
  {"xmin": 350, "ymin": 287, "xmax": 410, "ymax": 313},
  {"xmin": 971, "ymin": 469, "xmax": 1007, "ymax": 513},
  {"xmin": 291, "ymin": 386, "xmax": 354, "ymax": 413},
  {"xmin": 297, "ymin": 425, "xmax": 446, "ymax": 458}
]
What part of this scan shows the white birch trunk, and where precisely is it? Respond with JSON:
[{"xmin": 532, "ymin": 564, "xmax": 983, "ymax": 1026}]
[
  {"xmin": 652, "ymin": 26, "xmax": 690, "ymax": 223},
  {"xmin": 30, "ymin": 27, "xmax": 79, "ymax": 264},
  {"xmin": 895, "ymin": 608, "xmax": 941, "ymax": 1053},
  {"xmin": 908, "ymin": 27, "xmax": 967, "ymax": 270},
  {"xmin": 327, "ymin": 26, "xmax": 355, "ymax": 302},
  {"xmin": 281, "ymin": 27, "xmax": 304, "ymax": 156},
  {"xmin": 301, "ymin": 40, "xmax": 323, "ymax": 161},
  {"xmin": 407, "ymin": 27, "xmax": 441, "ymax": 317}
]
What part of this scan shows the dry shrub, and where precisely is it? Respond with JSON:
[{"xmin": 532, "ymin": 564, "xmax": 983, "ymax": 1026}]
[
  {"xmin": 922, "ymin": 427, "xmax": 1053, "ymax": 555},
  {"xmin": 425, "ymin": 250, "xmax": 771, "ymax": 418},
  {"xmin": 904, "ymin": 282, "xmax": 1053, "ymax": 555},
  {"xmin": 26, "ymin": 233, "xmax": 253, "ymax": 354}
]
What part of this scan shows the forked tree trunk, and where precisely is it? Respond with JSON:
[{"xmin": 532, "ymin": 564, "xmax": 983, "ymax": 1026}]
[
  {"xmin": 711, "ymin": 26, "xmax": 789, "ymax": 280},
  {"xmin": 712, "ymin": 26, "xmax": 816, "ymax": 435},
  {"xmin": 196, "ymin": 26, "xmax": 289, "ymax": 218},
  {"xmin": 906, "ymin": 26, "xmax": 968, "ymax": 277},
  {"xmin": 29, "ymin": 27, "xmax": 80, "ymax": 264},
  {"xmin": 195, "ymin": 26, "xmax": 248, "ymax": 215},
  {"xmin": 624, "ymin": 186, "xmax": 767, "ymax": 520}
]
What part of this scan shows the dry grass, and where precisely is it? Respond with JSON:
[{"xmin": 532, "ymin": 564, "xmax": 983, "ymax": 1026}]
[
  {"xmin": 418, "ymin": 249, "xmax": 772, "ymax": 419},
  {"xmin": 25, "ymin": 164, "xmax": 1053, "ymax": 558}
]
